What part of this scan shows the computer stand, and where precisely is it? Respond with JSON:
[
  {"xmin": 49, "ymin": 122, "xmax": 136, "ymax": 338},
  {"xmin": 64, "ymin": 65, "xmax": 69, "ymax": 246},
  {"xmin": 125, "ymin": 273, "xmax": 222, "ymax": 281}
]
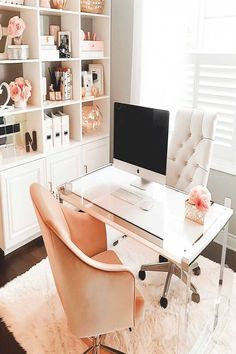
[{"xmin": 130, "ymin": 177, "xmax": 154, "ymax": 191}]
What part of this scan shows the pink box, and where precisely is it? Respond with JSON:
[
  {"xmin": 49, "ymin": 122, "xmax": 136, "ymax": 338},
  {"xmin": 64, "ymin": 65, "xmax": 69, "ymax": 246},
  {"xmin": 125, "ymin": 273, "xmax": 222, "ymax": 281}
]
[{"xmin": 80, "ymin": 41, "xmax": 104, "ymax": 52}]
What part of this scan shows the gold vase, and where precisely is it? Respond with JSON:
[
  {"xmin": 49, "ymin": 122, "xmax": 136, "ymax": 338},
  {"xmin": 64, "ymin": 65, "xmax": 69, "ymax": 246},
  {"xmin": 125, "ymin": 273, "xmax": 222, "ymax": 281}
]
[{"xmin": 51, "ymin": 0, "xmax": 67, "ymax": 9}]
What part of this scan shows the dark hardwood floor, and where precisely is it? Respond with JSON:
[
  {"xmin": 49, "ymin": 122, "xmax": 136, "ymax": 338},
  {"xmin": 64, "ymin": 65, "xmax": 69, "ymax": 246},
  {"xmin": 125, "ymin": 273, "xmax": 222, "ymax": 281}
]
[
  {"xmin": 0, "ymin": 235, "xmax": 235, "ymax": 354},
  {"xmin": 0, "ymin": 237, "xmax": 46, "ymax": 354}
]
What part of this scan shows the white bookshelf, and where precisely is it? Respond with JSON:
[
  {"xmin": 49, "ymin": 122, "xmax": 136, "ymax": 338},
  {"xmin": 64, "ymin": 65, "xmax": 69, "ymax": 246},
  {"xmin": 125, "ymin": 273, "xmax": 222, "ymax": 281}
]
[{"xmin": 0, "ymin": 0, "xmax": 111, "ymax": 160}]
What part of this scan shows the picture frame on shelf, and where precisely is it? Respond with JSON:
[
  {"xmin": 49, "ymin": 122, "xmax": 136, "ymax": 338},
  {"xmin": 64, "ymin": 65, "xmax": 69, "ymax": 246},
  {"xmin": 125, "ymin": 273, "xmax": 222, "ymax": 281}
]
[
  {"xmin": 58, "ymin": 31, "xmax": 71, "ymax": 58},
  {"xmin": 89, "ymin": 63, "xmax": 104, "ymax": 96},
  {"xmin": 49, "ymin": 25, "xmax": 60, "ymax": 45}
]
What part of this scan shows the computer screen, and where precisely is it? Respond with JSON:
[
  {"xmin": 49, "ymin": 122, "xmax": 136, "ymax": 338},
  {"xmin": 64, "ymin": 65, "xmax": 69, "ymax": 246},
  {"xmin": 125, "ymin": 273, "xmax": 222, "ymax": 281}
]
[{"xmin": 113, "ymin": 102, "xmax": 169, "ymax": 186}]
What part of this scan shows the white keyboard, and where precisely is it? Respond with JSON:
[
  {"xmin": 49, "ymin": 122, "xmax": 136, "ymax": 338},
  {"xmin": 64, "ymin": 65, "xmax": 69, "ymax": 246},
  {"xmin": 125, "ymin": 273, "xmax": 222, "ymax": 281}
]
[{"xmin": 111, "ymin": 188, "xmax": 142, "ymax": 205}]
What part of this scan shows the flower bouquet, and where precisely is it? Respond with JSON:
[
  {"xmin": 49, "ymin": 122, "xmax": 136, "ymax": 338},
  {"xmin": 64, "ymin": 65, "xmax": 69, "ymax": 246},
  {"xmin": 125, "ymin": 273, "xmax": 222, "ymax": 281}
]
[
  {"xmin": 8, "ymin": 16, "xmax": 26, "ymax": 45},
  {"xmin": 185, "ymin": 185, "xmax": 212, "ymax": 225},
  {"xmin": 7, "ymin": 16, "xmax": 29, "ymax": 60},
  {"xmin": 9, "ymin": 77, "xmax": 32, "ymax": 108}
]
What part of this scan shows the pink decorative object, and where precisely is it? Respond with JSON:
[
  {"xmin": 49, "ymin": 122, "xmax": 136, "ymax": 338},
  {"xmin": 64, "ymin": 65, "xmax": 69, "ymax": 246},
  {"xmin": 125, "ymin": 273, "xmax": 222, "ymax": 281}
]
[
  {"xmin": 82, "ymin": 105, "xmax": 103, "ymax": 135},
  {"xmin": 8, "ymin": 16, "xmax": 26, "ymax": 45},
  {"xmin": 9, "ymin": 77, "xmax": 32, "ymax": 108},
  {"xmin": 185, "ymin": 185, "xmax": 212, "ymax": 224},
  {"xmin": 91, "ymin": 85, "xmax": 99, "ymax": 97},
  {"xmin": 40, "ymin": 0, "xmax": 51, "ymax": 8},
  {"xmin": 80, "ymin": 30, "xmax": 85, "ymax": 41}
]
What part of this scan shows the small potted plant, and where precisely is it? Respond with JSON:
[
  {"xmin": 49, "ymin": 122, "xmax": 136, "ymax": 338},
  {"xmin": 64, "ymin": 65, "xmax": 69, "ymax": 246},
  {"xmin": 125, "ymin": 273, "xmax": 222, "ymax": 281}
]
[
  {"xmin": 9, "ymin": 77, "xmax": 32, "ymax": 108},
  {"xmin": 185, "ymin": 185, "xmax": 212, "ymax": 225},
  {"xmin": 7, "ymin": 16, "xmax": 29, "ymax": 60}
]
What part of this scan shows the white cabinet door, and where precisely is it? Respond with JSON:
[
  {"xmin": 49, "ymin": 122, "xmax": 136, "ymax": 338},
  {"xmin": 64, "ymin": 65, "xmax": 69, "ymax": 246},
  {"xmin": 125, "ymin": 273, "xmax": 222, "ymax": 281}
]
[
  {"xmin": 82, "ymin": 137, "xmax": 110, "ymax": 174},
  {"xmin": 0, "ymin": 159, "xmax": 46, "ymax": 254},
  {"xmin": 46, "ymin": 146, "xmax": 82, "ymax": 192}
]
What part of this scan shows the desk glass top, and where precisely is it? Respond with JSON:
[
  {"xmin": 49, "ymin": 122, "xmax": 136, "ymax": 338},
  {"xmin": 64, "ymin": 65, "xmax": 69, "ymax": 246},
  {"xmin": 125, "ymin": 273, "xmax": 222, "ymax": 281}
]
[{"xmin": 64, "ymin": 165, "xmax": 232, "ymax": 264}]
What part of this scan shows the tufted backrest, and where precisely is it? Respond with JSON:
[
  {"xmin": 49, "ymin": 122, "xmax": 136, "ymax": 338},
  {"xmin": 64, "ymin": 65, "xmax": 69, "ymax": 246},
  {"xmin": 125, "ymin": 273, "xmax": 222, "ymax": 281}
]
[{"xmin": 166, "ymin": 109, "xmax": 216, "ymax": 193}]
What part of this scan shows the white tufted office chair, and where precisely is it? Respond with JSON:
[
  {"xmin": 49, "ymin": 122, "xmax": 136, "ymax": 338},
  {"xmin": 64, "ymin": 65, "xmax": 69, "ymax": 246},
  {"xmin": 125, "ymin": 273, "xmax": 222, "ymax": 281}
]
[{"xmin": 138, "ymin": 108, "xmax": 217, "ymax": 308}]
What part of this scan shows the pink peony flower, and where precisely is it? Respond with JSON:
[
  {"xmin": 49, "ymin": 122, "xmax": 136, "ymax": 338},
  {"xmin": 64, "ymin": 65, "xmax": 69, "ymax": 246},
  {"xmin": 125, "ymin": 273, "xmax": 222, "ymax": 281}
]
[
  {"xmin": 188, "ymin": 185, "xmax": 211, "ymax": 211},
  {"xmin": 9, "ymin": 77, "xmax": 32, "ymax": 103},
  {"xmin": 9, "ymin": 82, "xmax": 21, "ymax": 102},
  {"xmin": 195, "ymin": 196, "xmax": 211, "ymax": 212},
  {"xmin": 8, "ymin": 16, "xmax": 26, "ymax": 38}
]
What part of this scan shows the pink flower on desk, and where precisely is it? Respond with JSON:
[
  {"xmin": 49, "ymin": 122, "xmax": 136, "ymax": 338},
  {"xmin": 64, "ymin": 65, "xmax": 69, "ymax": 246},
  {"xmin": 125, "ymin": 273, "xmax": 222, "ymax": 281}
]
[
  {"xmin": 7, "ymin": 16, "xmax": 26, "ymax": 38},
  {"xmin": 188, "ymin": 185, "xmax": 211, "ymax": 212}
]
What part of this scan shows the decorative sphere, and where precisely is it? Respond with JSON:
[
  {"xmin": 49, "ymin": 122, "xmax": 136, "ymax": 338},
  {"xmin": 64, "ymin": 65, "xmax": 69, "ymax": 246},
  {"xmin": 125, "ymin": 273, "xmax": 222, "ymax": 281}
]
[{"xmin": 82, "ymin": 105, "xmax": 103, "ymax": 135}]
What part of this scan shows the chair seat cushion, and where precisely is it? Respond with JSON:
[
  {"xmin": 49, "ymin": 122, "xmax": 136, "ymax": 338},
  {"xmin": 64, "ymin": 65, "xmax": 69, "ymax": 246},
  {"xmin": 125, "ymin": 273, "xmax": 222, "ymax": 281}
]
[
  {"xmin": 92, "ymin": 249, "xmax": 122, "ymax": 264},
  {"xmin": 92, "ymin": 250, "xmax": 144, "ymax": 321}
]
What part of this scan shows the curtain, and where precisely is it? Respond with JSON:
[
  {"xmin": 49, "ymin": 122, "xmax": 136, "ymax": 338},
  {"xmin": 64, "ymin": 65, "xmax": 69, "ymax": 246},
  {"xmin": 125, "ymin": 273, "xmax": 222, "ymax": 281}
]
[{"xmin": 131, "ymin": 0, "xmax": 192, "ymax": 130}]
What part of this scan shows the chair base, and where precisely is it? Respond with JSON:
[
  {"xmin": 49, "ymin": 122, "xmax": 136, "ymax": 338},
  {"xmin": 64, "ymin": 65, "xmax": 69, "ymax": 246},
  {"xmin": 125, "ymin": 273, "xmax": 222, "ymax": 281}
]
[
  {"xmin": 83, "ymin": 336, "xmax": 125, "ymax": 354},
  {"xmin": 139, "ymin": 261, "xmax": 200, "ymax": 308}
]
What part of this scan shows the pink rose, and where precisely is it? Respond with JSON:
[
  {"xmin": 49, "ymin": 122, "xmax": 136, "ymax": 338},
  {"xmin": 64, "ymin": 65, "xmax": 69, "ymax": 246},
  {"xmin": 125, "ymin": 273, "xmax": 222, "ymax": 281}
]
[
  {"xmin": 9, "ymin": 78, "xmax": 32, "ymax": 103},
  {"xmin": 188, "ymin": 185, "xmax": 211, "ymax": 211},
  {"xmin": 8, "ymin": 16, "xmax": 26, "ymax": 38},
  {"xmin": 9, "ymin": 82, "xmax": 21, "ymax": 102},
  {"xmin": 188, "ymin": 185, "xmax": 203, "ymax": 205},
  {"xmin": 195, "ymin": 196, "xmax": 211, "ymax": 212}
]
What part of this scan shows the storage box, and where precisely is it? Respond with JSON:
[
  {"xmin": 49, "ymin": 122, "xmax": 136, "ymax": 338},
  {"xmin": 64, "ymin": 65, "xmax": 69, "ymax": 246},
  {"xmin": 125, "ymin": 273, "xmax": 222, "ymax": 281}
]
[
  {"xmin": 60, "ymin": 113, "xmax": 70, "ymax": 145},
  {"xmin": 52, "ymin": 115, "xmax": 61, "ymax": 148},
  {"xmin": 40, "ymin": 36, "xmax": 55, "ymax": 46},
  {"xmin": 81, "ymin": 51, "xmax": 104, "ymax": 60},
  {"xmin": 43, "ymin": 116, "xmax": 53, "ymax": 151},
  {"xmin": 81, "ymin": 40, "xmax": 104, "ymax": 52},
  {"xmin": 185, "ymin": 200, "xmax": 207, "ymax": 225},
  {"xmin": 7, "ymin": 45, "xmax": 29, "ymax": 60},
  {"xmin": 40, "ymin": 49, "xmax": 59, "ymax": 60}
]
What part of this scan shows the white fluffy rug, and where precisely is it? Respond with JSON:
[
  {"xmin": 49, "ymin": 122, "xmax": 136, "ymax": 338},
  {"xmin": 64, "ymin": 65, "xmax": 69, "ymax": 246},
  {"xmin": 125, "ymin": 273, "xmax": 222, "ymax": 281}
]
[{"xmin": 0, "ymin": 237, "xmax": 235, "ymax": 354}]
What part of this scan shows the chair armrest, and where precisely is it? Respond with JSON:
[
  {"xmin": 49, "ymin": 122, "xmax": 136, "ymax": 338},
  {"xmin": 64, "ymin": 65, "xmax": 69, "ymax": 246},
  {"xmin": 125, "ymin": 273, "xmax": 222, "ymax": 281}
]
[{"xmin": 61, "ymin": 205, "xmax": 107, "ymax": 257}]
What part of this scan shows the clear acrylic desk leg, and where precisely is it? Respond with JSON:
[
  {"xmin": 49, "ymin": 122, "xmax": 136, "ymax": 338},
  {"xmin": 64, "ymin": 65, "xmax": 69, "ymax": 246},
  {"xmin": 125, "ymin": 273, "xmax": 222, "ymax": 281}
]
[{"xmin": 178, "ymin": 197, "xmax": 233, "ymax": 354}]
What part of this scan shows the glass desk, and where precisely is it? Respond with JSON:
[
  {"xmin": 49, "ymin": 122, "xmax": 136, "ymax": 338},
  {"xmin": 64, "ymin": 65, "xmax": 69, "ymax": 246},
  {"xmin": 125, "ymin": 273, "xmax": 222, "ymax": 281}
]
[{"xmin": 58, "ymin": 165, "xmax": 233, "ymax": 353}]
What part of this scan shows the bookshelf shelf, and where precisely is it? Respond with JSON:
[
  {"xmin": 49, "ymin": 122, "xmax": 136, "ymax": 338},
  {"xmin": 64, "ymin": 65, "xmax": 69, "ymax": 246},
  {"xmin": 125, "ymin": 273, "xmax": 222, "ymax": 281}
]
[{"xmin": 0, "ymin": 1, "xmax": 111, "ymax": 156}]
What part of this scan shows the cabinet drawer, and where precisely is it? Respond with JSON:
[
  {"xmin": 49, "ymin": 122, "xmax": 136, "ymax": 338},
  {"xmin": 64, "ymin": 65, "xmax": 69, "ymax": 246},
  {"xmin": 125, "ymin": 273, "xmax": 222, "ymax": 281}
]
[
  {"xmin": 82, "ymin": 137, "xmax": 110, "ymax": 174},
  {"xmin": 46, "ymin": 146, "xmax": 82, "ymax": 191}
]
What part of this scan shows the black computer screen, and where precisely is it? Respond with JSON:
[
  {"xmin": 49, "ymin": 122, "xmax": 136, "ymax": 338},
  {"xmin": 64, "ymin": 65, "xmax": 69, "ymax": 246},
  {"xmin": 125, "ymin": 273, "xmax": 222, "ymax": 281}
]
[{"xmin": 114, "ymin": 102, "xmax": 169, "ymax": 175}]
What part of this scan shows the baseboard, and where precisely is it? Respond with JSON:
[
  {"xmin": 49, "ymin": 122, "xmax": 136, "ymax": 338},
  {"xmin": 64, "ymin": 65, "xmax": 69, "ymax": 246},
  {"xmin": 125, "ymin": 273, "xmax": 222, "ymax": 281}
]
[{"xmin": 214, "ymin": 231, "xmax": 236, "ymax": 252}]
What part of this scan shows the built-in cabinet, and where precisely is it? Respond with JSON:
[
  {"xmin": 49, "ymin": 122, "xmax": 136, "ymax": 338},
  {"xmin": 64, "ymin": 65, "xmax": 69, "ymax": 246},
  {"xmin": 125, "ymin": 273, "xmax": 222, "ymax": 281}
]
[
  {"xmin": 46, "ymin": 146, "xmax": 82, "ymax": 192},
  {"xmin": 0, "ymin": 0, "xmax": 111, "ymax": 255},
  {"xmin": 82, "ymin": 137, "xmax": 110, "ymax": 174},
  {"xmin": 0, "ymin": 137, "xmax": 110, "ymax": 255},
  {"xmin": 0, "ymin": 159, "xmax": 46, "ymax": 254}
]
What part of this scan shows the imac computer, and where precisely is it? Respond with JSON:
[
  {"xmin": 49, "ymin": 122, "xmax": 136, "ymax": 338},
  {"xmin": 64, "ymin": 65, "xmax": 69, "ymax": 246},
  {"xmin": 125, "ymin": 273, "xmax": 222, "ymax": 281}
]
[{"xmin": 113, "ymin": 102, "xmax": 169, "ymax": 190}]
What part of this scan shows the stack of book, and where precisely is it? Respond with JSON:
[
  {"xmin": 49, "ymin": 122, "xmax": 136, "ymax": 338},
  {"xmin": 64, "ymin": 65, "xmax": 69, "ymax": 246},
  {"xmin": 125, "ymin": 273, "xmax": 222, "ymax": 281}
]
[{"xmin": 40, "ymin": 36, "xmax": 59, "ymax": 60}]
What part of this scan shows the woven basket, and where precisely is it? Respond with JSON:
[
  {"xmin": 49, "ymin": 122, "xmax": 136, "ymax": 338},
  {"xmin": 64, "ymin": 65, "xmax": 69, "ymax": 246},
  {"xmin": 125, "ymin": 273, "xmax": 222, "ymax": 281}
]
[{"xmin": 80, "ymin": 0, "xmax": 105, "ymax": 14}]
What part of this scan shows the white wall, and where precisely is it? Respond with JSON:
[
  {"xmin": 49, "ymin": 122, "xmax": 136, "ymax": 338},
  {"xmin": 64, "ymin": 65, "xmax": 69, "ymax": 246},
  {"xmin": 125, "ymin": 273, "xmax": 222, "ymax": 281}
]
[{"xmin": 110, "ymin": 0, "xmax": 134, "ymax": 156}]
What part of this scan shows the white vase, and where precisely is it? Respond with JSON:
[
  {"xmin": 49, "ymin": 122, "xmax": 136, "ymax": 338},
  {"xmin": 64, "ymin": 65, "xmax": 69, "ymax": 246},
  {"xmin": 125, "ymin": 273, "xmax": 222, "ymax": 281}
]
[{"xmin": 14, "ymin": 99, "xmax": 27, "ymax": 108}]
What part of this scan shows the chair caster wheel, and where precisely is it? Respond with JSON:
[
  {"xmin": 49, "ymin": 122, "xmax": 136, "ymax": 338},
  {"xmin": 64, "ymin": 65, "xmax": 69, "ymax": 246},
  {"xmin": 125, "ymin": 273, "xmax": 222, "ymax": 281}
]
[
  {"xmin": 159, "ymin": 255, "xmax": 168, "ymax": 263},
  {"xmin": 193, "ymin": 266, "xmax": 201, "ymax": 276},
  {"xmin": 160, "ymin": 297, "xmax": 168, "ymax": 308},
  {"xmin": 138, "ymin": 270, "xmax": 146, "ymax": 281},
  {"xmin": 192, "ymin": 292, "xmax": 200, "ymax": 303}
]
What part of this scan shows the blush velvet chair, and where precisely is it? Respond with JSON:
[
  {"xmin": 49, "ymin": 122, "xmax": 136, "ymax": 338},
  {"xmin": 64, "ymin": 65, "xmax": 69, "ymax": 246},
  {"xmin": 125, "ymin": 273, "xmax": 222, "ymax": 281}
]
[
  {"xmin": 138, "ymin": 108, "xmax": 217, "ymax": 308},
  {"xmin": 30, "ymin": 183, "xmax": 144, "ymax": 354}
]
